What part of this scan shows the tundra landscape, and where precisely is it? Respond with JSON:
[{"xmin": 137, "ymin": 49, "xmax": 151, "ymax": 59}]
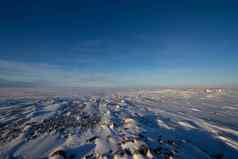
[
  {"xmin": 1, "ymin": 1, "xmax": 238, "ymax": 158},
  {"xmin": 0, "ymin": 88, "xmax": 238, "ymax": 159}
]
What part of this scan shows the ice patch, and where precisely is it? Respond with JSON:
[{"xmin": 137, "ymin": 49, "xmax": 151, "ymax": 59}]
[
  {"xmin": 217, "ymin": 136, "xmax": 238, "ymax": 150},
  {"xmin": 157, "ymin": 119, "xmax": 173, "ymax": 129},
  {"xmin": 178, "ymin": 121, "xmax": 196, "ymax": 129},
  {"xmin": 191, "ymin": 108, "xmax": 201, "ymax": 112}
]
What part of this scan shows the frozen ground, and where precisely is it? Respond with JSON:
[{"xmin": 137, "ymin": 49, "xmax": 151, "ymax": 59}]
[{"xmin": 0, "ymin": 89, "xmax": 238, "ymax": 159}]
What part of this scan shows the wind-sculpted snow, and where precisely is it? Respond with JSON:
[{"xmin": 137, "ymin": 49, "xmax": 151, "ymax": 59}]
[{"xmin": 0, "ymin": 89, "xmax": 238, "ymax": 159}]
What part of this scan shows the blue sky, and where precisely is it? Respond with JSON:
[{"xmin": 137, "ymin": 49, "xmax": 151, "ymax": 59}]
[{"xmin": 0, "ymin": 0, "xmax": 238, "ymax": 87}]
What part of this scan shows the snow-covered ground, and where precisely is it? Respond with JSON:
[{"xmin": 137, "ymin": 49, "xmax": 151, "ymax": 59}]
[{"xmin": 0, "ymin": 89, "xmax": 238, "ymax": 159}]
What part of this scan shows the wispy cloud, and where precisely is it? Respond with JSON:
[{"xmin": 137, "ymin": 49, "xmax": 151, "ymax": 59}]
[{"xmin": 0, "ymin": 59, "xmax": 116, "ymax": 87}]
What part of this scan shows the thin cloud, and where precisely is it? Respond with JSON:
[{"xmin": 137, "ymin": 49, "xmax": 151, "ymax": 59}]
[{"xmin": 0, "ymin": 59, "xmax": 116, "ymax": 87}]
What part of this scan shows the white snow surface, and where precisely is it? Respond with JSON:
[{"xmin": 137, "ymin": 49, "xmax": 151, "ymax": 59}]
[{"xmin": 0, "ymin": 89, "xmax": 238, "ymax": 159}]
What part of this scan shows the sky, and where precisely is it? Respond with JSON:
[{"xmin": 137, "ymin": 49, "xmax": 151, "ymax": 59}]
[{"xmin": 0, "ymin": 0, "xmax": 238, "ymax": 88}]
